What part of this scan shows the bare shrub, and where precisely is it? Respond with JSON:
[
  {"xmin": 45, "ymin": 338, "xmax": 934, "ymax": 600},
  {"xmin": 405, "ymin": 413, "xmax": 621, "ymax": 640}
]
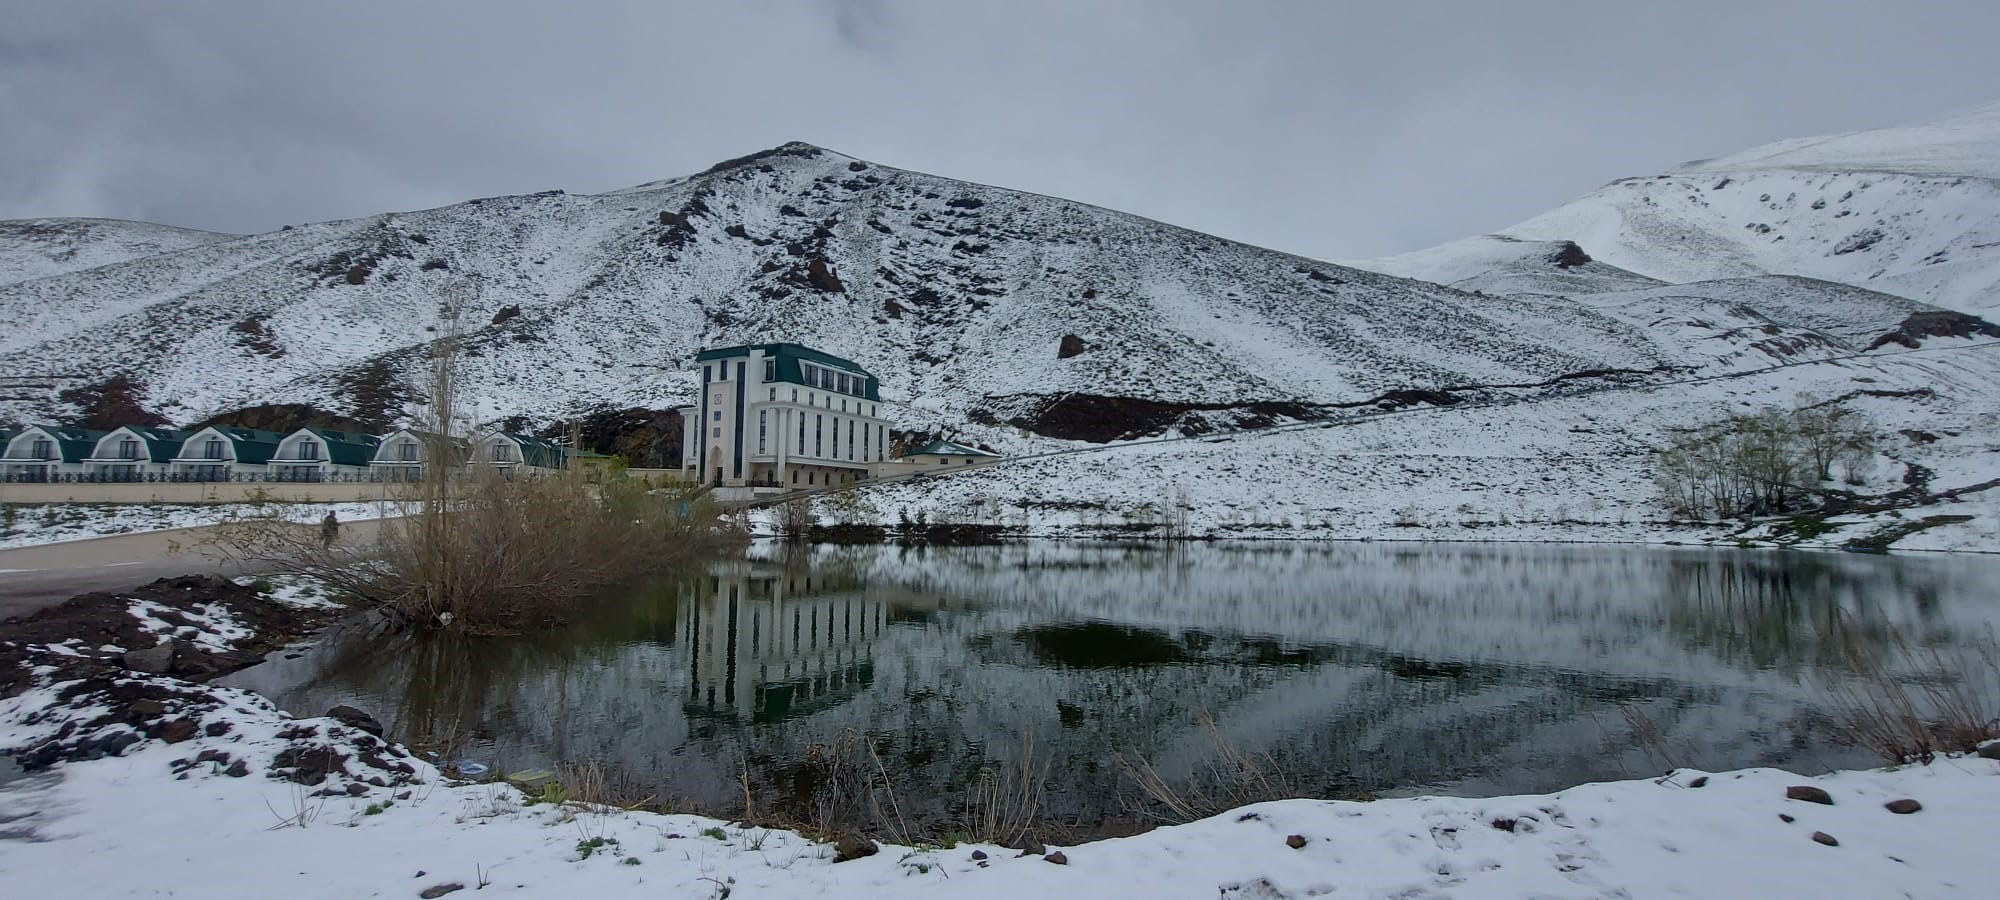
[
  {"xmin": 961, "ymin": 731, "xmax": 1049, "ymax": 847},
  {"xmin": 775, "ymin": 497, "xmax": 815, "ymax": 543},
  {"xmin": 1822, "ymin": 621, "xmax": 2000, "ymax": 763},
  {"xmin": 1117, "ymin": 711, "xmax": 1298, "ymax": 824}
]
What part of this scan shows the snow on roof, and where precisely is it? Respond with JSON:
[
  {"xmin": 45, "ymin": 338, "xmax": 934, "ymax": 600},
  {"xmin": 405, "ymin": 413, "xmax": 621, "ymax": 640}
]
[{"xmin": 905, "ymin": 439, "xmax": 998, "ymax": 458}]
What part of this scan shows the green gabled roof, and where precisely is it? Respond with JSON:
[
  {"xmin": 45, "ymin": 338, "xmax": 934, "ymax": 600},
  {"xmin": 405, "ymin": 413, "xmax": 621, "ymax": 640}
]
[
  {"xmin": 904, "ymin": 439, "xmax": 999, "ymax": 458},
  {"xmin": 494, "ymin": 432, "xmax": 568, "ymax": 469},
  {"xmin": 180, "ymin": 426, "xmax": 287, "ymax": 464},
  {"xmin": 374, "ymin": 429, "xmax": 470, "ymax": 465},
  {"xmin": 95, "ymin": 426, "xmax": 190, "ymax": 463},
  {"xmin": 695, "ymin": 342, "xmax": 881, "ymax": 401},
  {"xmin": 13, "ymin": 425, "xmax": 108, "ymax": 462},
  {"xmin": 303, "ymin": 428, "xmax": 382, "ymax": 467}
]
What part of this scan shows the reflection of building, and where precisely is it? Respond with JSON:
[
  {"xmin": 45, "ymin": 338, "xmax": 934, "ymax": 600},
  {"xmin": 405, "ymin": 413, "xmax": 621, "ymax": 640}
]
[{"xmin": 685, "ymin": 561, "xmax": 888, "ymax": 722}]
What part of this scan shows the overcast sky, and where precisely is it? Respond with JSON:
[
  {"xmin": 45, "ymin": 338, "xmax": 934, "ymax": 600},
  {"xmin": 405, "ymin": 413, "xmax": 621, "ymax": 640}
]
[{"xmin": 5, "ymin": 1, "xmax": 1998, "ymax": 259}]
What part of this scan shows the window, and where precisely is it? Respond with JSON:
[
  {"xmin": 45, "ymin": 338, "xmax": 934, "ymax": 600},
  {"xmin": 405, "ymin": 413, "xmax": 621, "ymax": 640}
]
[
  {"xmin": 938, "ymin": 458, "xmax": 948, "ymax": 465},
  {"xmin": 815, "ymin": 415, "xmax": 823, "ymax": 457},
  {"xmin": 764, "ymin": 359, "xmax": 776, "ymax": 381},
  {"xmin": 847, "ymin": 420, "xmax": 855, "ymax": 460},
  {"xmin": 718, "ymin": 364, "xmax": 727, "ymax": 381},
  {"xmin": 791, "ymin": 389, "xmax": 798, "ymax": 402},
  {"xmin": 758, "ymin": 410, "xmax": 767, "ymax": 453},
  {"xmin": 797, "ymin": 413, "xmax": 804, "ymax": 452},
  {"xmin": 298, "ymin": 441, "xmax": 319, "ymax": 460},
  {"xmin": 118, "ymin": 439, "xmax": 140, "ymax": 459},
  {"xmin": 840, "ymin": 398, "xmax": 847, "ymax": 412},
  {"xmin": 877, "ymin": 428, "xmax": 885, "ymax": 460},
  {"xmin": 203, "ymin": 439, "xmax": 224, "ymax": 460},
  {"xmin": 837, "ymin": 373, "xmax": 850, "ymax": 394},
  {"xmin": 704, "ymin": 365, "xmax": 712, "ymax": 383},
  {"xmin": 399, "ymin": 441, "xmax": 418, "ymax": 461},
  {"xmin": 769, "ymin": 388, "xmax": 776, "ymax": 401},
  {"xmin": 712, "ymin": 427, "xmax": 720, "ymax": 438},
  {"xmin": 862, "ymin": 423, "xmax": 870, "ymax": 462},
  {"xmin": 491, "ymin": 442, "xmax": 512, "ymax": 462},
  {"xmin": 32, "ymin": 438, "xmax": 53, "ymax": 460},
  {"xmin": 831, "ymin": 416, "xmax": 839, "ymax": 458}
]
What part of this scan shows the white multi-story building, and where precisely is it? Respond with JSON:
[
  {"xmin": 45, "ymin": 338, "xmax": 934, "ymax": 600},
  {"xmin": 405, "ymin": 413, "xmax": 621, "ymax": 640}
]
[{"xmin": 680, "ymin": 343, "xmax": 891, "ymax": 491}]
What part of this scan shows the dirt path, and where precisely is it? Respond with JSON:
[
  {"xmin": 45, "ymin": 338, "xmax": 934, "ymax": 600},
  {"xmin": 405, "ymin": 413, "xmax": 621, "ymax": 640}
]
[{"xmin": 0, "ymin": 519, "xmax": 389, "ymax": 619}]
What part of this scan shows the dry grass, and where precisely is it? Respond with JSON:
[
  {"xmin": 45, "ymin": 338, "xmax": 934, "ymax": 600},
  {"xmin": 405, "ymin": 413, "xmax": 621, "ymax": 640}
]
[
  {"xmin": 1822, "ymin": 621, "xmax": 2000, "ymax": 763},
  {"xmin": 962, "ymin": 731, "xmax": 1049, "ymax": 847},
  {"xmin": 218, "ymin": 472, "xmax": 735, "ymax": 632},
  {"xmin": 1117, "ymin": 710, "xmax": 1299, "ymax": 825}
]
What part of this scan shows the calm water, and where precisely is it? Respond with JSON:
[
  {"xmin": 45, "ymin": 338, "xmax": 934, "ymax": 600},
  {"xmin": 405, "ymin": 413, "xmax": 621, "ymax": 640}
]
[{"xmin": 224, "ymin": 542, "xmax": 2000, "ymax": 831}]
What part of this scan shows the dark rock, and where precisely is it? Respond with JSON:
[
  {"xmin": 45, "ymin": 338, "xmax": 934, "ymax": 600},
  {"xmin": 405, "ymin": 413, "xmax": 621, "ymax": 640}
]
[
  {"xmin": 1884, "ymin": 799, "xmax": 1922, "ymax": 814},
  {"xmin": 157, "ymin": 718, "xmax": 197, "ymax": 744},
  {"xmin": 806, "ymin": 258, "xmax": 846, "ymax": 293},
  {"xmin": 1779, "ymin": 814, "xmax": 1795, "ymax": 823},
  {"xmin": 327, "ymin": 705, "xmax": 386, "ymax": 737},
  {"xmin": 1044, "ymin": 851, "xmax": 1068, "ymax": 865},
  {"xmin": 1866, "ymin": 310, "xmax": 2000, "ymax": 351},
  {"xmin": 1057, "ymin": 334, "xmax": 1089, "ymax": 359},
  {"xmin": 969, "ymin": 850, "xmax": 987, "ymax": 861},
  {"xmin": 1490, "ymin": 818, "xmax": 1517, "ymax": 832},
  {"xmin": 224, "ymin": 760, "xmax": 249, "ymax": 777},
  {"xmin": 833, "ymin": 833, "xmax": 878, "ymax": 862},
  {"xmin": 127, "ymin": 698, "xmax": 168, "ymax": 717},
  {"xmin": 204, "ymin": 721, "xmax": 232, "ymax": 737},
  {"xmin": 1976, "ymin": 743, "xmax": 2000, "ymax": 761},
  {"xmin": 196, "ymin": 749, "xmax": 229, "ymax": 764},
  {"xmin": 1547, "ymin": 241, "xmax": 1592, "ymax": 268},
  {"xmin": 490, "ymin": 304, "xmax": 521, "ymax": 325},
  {"xmin": 418, "ymin": 883, "xmax": 464, "ymax": 899},
  {"xmin": 1081, "ymin": 288, "xmax": 1097, "ymax": 299},
  {"xmin": 1786, "ymin": 786, "xmax": 1834, "ymax": 805},
  {"xmin": 1688, "ymin": 776, "xmax": 1709, "ymax": 788},
  {"xmin": 1811, "ymin": 831, "xmax": 1839, "ymax": 847},
  {"xmin": 1285, "ymin": 834, "xmax": 1307, "ymax": 849},
  {"xmin": 1016, "ymin": 837, "xmax": 1046, "ymax": 857},
  {"xmin": 346, "ymin": 782, "xmax": 371, "ymax": 796},
  {"xmin": 123, "ymin": 639, "xmax": 175, "ymax": 674}
]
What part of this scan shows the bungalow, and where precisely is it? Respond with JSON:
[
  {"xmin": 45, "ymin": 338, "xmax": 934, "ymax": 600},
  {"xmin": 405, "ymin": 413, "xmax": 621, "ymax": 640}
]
[
  {"xmin": 871, "ymin": 438, "xmax": 1001, "ymax": 480},
  {"xmin": 268, "ymin": 428, "xmax": 381, "ymax": 482},
  {"xmin": 82, "ymin": 426, "xmax": 188, "ymax": 481},
  {"xmin": 369, "ymin": 429, "xmax": 466, "ymax": 481},
  {"xmin": 2, "ymin": 425, "xmax": 105, "ymax": 481},
  {"xmin": 169, "ymin": 426, "xmax": 286, "ymax": 481},
  {"xmin": 473, "ymin": 431, "xmax": 567, "ymax": 476}
]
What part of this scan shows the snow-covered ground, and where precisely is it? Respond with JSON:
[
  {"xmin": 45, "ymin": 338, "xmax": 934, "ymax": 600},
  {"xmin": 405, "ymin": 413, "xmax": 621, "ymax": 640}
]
[
  {"xmin": 2, "ymin": 673, "xmax": 1996, "ymax": 898},
  {"xmin": 0, "ymin": 501, "xmax": 388, "ymax": 551},
  {"xmin": 835, "ymin": 340, "xmax": 2000, "ymax": 553}
]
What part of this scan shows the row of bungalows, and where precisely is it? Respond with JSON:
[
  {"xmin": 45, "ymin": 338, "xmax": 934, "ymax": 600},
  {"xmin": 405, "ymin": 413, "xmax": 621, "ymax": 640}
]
[{"xmin": 0, "ymin": 424, "xmax": 569, "ymax": 483}]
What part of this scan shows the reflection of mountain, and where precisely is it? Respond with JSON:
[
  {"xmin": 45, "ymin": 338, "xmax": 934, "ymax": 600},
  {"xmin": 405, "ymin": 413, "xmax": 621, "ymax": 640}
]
[{"xmin": 221, "ymin": 543, "xmax": 2000, "ymax": 831}]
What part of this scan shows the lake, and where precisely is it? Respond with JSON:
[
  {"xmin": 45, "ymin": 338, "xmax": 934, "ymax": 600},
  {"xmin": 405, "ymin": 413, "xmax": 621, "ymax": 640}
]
[{"xmin": 222, "ymin": 542, "xmax": 2000, "ymax": 837}]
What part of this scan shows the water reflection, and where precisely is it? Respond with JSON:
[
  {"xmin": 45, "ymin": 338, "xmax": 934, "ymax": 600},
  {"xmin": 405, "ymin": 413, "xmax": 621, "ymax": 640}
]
[{"xmin": 222, "ymin": 542, "xmax": 2000, "ymax": 830}]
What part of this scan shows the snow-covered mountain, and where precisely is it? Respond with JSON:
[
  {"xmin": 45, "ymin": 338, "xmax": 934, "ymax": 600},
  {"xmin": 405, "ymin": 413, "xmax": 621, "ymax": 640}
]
[
  {"xmin": 0, "ymin": 218, "xmax": 234, "ymax": 287},
  {"xmin": 1360, "ymin": 103, "xmax": 2000, "ymax": 314},
  {"xmin": 0, "ymin": 143, "xmax": 1719, "ymax": 436}
]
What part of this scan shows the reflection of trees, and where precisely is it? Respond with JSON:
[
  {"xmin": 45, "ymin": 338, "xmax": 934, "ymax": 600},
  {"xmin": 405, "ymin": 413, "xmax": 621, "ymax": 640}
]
[{"xmin": 1658, "ymin": 553, "xmax": 1918, "ymax": 673}]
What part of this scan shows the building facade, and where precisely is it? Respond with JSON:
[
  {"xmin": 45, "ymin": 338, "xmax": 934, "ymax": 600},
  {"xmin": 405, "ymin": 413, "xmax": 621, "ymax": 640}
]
[
  {"xmin": 1, "ymin": 425, "xmax": 104, "ymax": 480},
  {"xmin": 268, "ymin": 428, "xmax": 381, "ymax": 481},
  {"xmin": 83, "ymin": 426, "xmax": 188, "ymax": 480},
  {"xmin": 681, "ymin": 343, "xmax": 891, "ymax": 491}
]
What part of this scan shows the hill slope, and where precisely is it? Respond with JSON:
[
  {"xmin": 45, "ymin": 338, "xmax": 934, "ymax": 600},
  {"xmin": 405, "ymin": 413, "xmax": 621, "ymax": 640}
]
[
  {"xmin": 0, "ymin": 218, "xmax": 235, "ymax": 287},
  {"xmin": 3, "ymin": 143, "xmax": 1696, "ymax": 437}
]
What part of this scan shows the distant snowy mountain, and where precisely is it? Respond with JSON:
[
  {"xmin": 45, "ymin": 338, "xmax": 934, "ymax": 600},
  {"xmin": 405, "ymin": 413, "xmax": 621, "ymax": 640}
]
[
  {"xmin": 1357, "ymin": 103, "xmax": 2000, "ymax": 314},
  {"xmin": 0, "ymin": 218, "xmax": 234, "ymax": 287}
]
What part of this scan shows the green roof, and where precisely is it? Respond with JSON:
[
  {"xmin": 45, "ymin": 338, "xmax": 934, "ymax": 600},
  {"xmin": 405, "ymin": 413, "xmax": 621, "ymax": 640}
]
[
  {"xmin": 94, "ymin": 427, "xmax": 190, "ymax": 463},
  {"xmin": 180, "ymin": 427, "xmax": 288, "ymax": 464},
  {"xmin": 905, "ymin": 439, "xmax": 998, "ymax": 458},
  {"xmin": 11, "ymin": 425, "xmax": 108, "ymax": 463},
  {"xmin": 695, "ymin": 342, "xmax": 881, "ymax": 401},
  {"xmin": 493, "ymin": 432, "xmax": 568, "ymax": 469},
  {"xmin": 374, "ymin": 430, "xmax": 470, "ymax": 465},
  {"xmin": 303, "ymin": 428, "xmax": 382, "ymax": 467}
]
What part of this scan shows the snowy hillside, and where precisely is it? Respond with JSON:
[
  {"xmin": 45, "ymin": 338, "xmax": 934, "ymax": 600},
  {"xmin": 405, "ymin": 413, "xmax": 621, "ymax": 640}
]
[
  {"xmin": 0, "ymin": 218, "xmax": 233, "ymax": 287},
  {"xmin": 1357, "ymin": 104, "xmax": 2000, "ymax": 315},
  {"xmin": 3, "ymin": 143, "xmax": 1702, "ymax": 435}
]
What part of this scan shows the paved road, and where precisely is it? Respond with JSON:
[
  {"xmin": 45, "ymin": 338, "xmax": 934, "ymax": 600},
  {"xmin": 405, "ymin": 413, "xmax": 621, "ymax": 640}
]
[{"xmin": 0, "ymin": 519, "xmax": 388, "ymax": 620}]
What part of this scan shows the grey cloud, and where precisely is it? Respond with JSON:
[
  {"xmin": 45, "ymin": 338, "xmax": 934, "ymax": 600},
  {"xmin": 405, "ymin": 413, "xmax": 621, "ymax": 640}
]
[{"xmin": 3, "ymin": 1, "xmax": 1997, "ymax": 258}]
